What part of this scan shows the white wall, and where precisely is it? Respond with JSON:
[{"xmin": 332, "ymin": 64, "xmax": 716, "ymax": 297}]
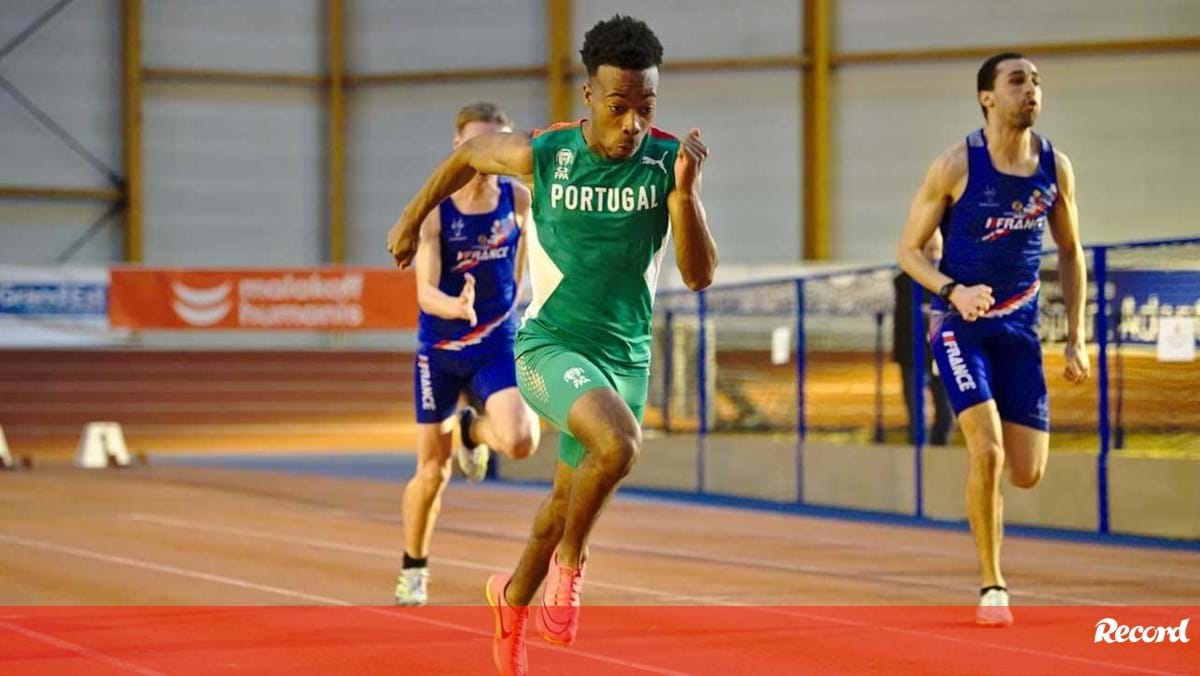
[
  {"xmin": 1038, "ymin": 53, "xmax": 1200, "ymax": 247},
  {"xmin": 0, "ymin": 0, "xmax": 121, "ymax": 264},
  {"xmin": 140, "ymin": 2, "xmax": 324, "ymax": 265},
  {"xmin": 836, "ymin": 0, "xmax": 1200, "ymax": 52},
  {"xmin": 833, "ymin": 64, "xmax": 1200, "ymax": 261},
  {"xmin": 143, "ymin": 0, "xmax": 322, "ymax": 73},
  {"xmin": 571, "ymin": 2, "xmax": 805, "ymax": 263},
  {"xmin": 0, "ymin": 202, "xmax": 122, "ymax": 264},
  {"xmin": 2, "ymin": 1, "xmax": 1198, "ymax": 272},
  {"xmin": 349, "ymin": 0, "xmax": 544, "ymax": 73},
  {"xmin": 347, "ymin": 80, "xmax": 547, "ymax": 266},
  {"xmin": 345, "ymin": 0, "xmax": 546, "ymax": 266},
  {"xmin": 141, "ymin": 82, "xmax": 324, "ymax": 265},
  {"xmin": 574, "ymin": 0, "xmax": 802, "ymax": 61},
  {"xmin": 832, "ymin": 0, "xmax": 1200, "ymax": 261},
  {"xmin": 632, "ymin": 71, "xmax": 804, "ymax": 264}
]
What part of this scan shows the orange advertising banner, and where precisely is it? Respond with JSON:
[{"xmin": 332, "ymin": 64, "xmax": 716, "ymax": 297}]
[{"xmin": 109, "ymin": 268, "xmax": 417, "ymax": 329}]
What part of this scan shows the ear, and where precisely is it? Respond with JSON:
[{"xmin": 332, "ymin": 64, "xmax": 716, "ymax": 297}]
[
  {"xmin": 453, "ymin": 132, "xmax": 463, "ymax": 149},
  {"xmin": 582, "ymin": 80, "xmax": 593, "ymax": 107},
  {"xmin": 978, "ymin": 91, "xmax": 994, "ymax": 112}
]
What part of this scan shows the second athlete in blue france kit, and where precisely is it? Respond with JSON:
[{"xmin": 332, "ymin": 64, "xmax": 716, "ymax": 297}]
[
  {"xmin": 391, "ymin": 103, "xmax": 539, "ymax": 606},
  {"xmin": 897, "ymin": 53, "xmax": 1090, "ymax": 627}
]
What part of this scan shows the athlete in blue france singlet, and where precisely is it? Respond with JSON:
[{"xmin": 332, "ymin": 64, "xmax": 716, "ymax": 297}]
[
  {"xmin": 415, "ymin": 177, "xmax": 522, "ymax": 423},
  {"xmin": 897, "ymin": 53, "xmax": 1089, "ymax": 627},
  {"xmin": 929, "ymin": 128, "xmax": 1058, "ymax": 431},
  {"xmin": 392, "ymin": 104, "xmax": 540, "ymax": 609}
]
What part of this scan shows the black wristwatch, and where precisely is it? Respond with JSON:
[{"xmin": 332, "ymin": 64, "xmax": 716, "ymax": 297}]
[{"xmin": 938, "ymin": 281, "xmax": 959, "ymax": 303}]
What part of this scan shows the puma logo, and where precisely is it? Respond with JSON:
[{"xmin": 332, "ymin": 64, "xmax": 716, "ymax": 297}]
[{"xmin": 641, "ymin": 150, "xmax": 670, "ymax": 175}]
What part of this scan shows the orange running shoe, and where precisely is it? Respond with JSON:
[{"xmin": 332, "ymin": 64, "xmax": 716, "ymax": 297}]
[
  {"xmin": 536, "ymin": 552, "xmax": 585, "ymax": 646},
  {"xmin": 486, "ymin": 574, "xmax": 529, "ymax": 676}
]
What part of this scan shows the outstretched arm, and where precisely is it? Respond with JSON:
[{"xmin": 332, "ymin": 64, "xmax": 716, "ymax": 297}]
[
  {"xmin": 668, "ymin": 129, "xmax": 718, "ymax": 291},
  {"xmin": 388, "ymin": 132, "xmax": 534, "ymax": 268}
]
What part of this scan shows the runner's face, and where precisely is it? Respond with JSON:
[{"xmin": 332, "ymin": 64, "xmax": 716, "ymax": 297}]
[
  {"xmin": 982, "ymin": 59, "xmax": 1041, "ymax": 129},
  {"xmin": 583, "ymin": 65, "xmax": 658, "ymax": 159}
]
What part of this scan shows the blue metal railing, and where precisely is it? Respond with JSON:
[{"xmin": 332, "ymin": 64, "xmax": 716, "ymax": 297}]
[
  {"xmin": 911, "ymin": 280, "xmax": 927, "ymax": 519},
  {"xmin": 1095, "ymin": 246, "xmax": 1111, "ymax": 534},
  {"xmin": 651, "ymin": 235, "xmax": 1200, "ymax": 538}
]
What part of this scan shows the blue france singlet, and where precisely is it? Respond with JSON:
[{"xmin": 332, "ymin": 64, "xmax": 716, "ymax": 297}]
[
  {"xmin": 417, "ymin": 177, "xmax": 521, "ymax": 352},
  {"xmin": 933, "ymin": 128, "xmax": 1059, "ymax": 326}
]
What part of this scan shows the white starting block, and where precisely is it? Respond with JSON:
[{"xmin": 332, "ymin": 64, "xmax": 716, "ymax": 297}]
[
  {"xmin": 76, "ymin": 422, "xmax": 132, "ymax": 468},
  {"xmin": 0, "ymin": 425, "xmax": 12, "ymax": 469}
]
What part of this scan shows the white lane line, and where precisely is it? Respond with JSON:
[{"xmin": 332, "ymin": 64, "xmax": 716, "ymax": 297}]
[
  {"xmin": 121, "ymin": 513, "xmax": 718, "ymax": 605},
  {"xmin": 0, "ymin": 533, "xmax": 351, "ymax": 605},
  {"xmin": 4, "ymin": 402, "xmax": 401, "ymax": 414},
  {"xmin": 438, "ymin": 523, "xmax": 1123, "ymax": 606},
  {"xmin": 5, "ymin": 524, "xmax": 1174, "ymax": 675},
  {"xmin": 0, "ymin": 533, "xmax": 691, "ymax": 676},
  {"xmin": 0, "ymin": 619, "xmax": 167, "ymax": 676},
  {"xmin": 758, "ymin": 606, "xmax": 1182, "ymax": 676},
  {"xmin": 127, "ymin": 511, "xmax": 1126, "ymax": 606},
  {"xmin": 15, "ymin": 423, "xmax": 412, "ymax": 437},
  {"xmin": 357, "ymin": 496, "xmax": 1200, "ymax": 586}
]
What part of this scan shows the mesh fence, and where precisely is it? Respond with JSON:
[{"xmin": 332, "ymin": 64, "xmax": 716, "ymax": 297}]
[
  {"xmin": 800, "ymin": 268, "xmax": 897, "ymax": 442},
  {"xmin": 1102, "ymin": 240, "xmax": 1200, "ymax": 458},
  {"xmin": 647, "ymin": 289, "xmax": 700, "ymax": 432},
  {"xmin": 704, "ymin": 279, "xmax": 800, "ymax": 433},
  {"xmin": 648, "ymin": 239, "xmax": 1200, "ymax": 457}
]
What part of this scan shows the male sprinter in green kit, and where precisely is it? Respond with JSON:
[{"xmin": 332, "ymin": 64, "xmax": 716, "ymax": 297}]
[{"xmin": 387, "ymin": 15, "xmax": 717, "ymax": 675}]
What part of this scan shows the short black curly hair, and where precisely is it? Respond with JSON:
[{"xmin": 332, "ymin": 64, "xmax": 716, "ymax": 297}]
[{"xmin": 579, "ymin": 15, "xmax": 663, "ymax": 77}]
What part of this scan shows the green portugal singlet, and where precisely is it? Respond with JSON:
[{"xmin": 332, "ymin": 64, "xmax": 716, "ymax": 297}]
[{"xmin": 518, "ymin": 121, "xmax": 680, "ymax": 374}]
